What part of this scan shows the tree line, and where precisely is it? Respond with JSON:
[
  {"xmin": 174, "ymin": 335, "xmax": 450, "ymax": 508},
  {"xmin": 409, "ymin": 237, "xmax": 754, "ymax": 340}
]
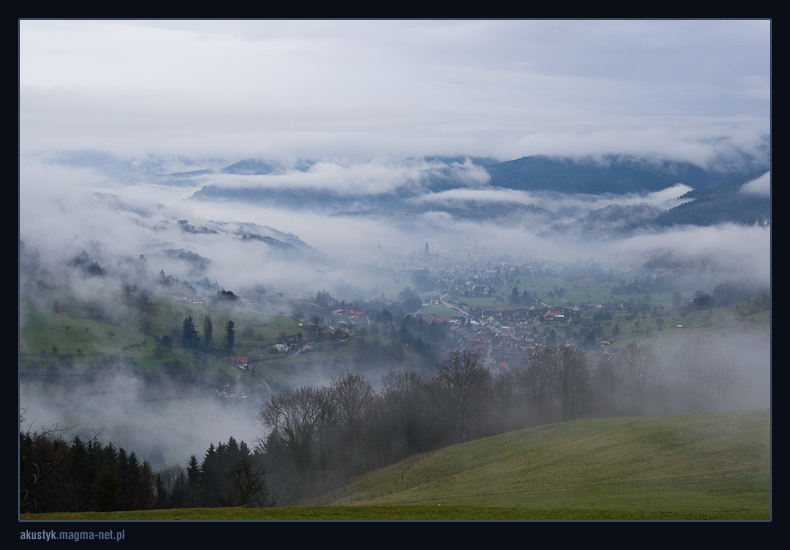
[
  {"xmin": 20, "ymin": 414, "xmax": 271, "ymax": 513},
  {"xmin": 154, "ymin": 437, "xmax": 271, "ymax": 509},
  {"xmin": 20, "ymin": 418, "xmax": 157, "ymax": 513},
  {"xmin": 254, "ymin": 339, "xmax": 743, "ymax": 504},
  {"xmin": 21, "ymin": 339, "xmax": 745, "ymax": 511},
  {"xmin": 179, "ymin": 315, "xmax": 235, "ymax": 354}
]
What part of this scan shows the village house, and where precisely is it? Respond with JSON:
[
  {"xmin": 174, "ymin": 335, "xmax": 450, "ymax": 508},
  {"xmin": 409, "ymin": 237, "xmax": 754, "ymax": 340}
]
[
  {"xmin": 224, "ymin": 356, "xmax": 249, "ymax": 369},
  {"xmin": 414, "ymin": 313, "xmax": 452, "ymax": 325}
]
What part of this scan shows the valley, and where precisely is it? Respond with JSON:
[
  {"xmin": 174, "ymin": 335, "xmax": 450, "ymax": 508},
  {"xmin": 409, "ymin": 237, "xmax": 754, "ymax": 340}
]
[
  {"xmin": 19, "ymin": 225, "xmax": 770, "ymax": 470},
  {"xmin": 18, "ymin": 17, "xmax": 771, "ymax": 525}
]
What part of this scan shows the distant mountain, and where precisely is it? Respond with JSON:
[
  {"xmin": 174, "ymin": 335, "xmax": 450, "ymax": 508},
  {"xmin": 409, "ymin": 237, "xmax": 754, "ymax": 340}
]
[
  {"xmin": 654, "ymin": 179, "xmax": 771, "ymax": 227},
  {"xmin": 187, "ymin": 149, "xmax": 770, "ymax": 232},
  {"xmin": 231, "ymin": 221, "xmax": 323, "ymax": 260},
  {"xmin": 220, "ymin": 158, "xmax": 315, "ymax": 175},
  {"xmin": 192, "ymin": 185, "xmax": 408, "ymax": 213},
  {"xmin": 485, "ymin": 154, "xmax": 765, "ymax": 194},
  {"xmin": 420, "ymin": 155, "xmax": 502, "ymax": 166},
  {"xmin": 406, "ymin": 195, "xmax": 552, "ymax": 224},
  {"xmin": 544, "ymin": 203, "xmax": 664, "ymax": 239}
]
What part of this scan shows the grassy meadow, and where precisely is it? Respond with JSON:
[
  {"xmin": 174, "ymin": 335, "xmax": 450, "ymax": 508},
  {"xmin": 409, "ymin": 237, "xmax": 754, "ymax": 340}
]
[{"xmin": 20, "ymin": 410, "xmax": 770, "ymax": 521}]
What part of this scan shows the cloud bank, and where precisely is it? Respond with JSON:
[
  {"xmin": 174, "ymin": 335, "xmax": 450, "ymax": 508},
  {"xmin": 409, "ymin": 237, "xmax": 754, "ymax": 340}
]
[
  {"xmin": 740, "ymin": 171, "xmax": 771, "ymax": 197},
  {"xmin": 20, "ymin": 19, "xmax": 770, "ymax": 165}
]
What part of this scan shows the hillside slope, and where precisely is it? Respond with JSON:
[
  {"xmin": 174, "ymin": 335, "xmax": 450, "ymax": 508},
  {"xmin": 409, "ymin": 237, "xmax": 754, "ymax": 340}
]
[
  {"xmin": 190, "ymin": 152, "xmax": 770, "ymax": 230},
  {"xmin": 20, "ymin": 410, "xmax": 770, "ymax": 521},
  {"xmin": 313, "ymin": 410, "xmax": 770, "ymax": 518}
]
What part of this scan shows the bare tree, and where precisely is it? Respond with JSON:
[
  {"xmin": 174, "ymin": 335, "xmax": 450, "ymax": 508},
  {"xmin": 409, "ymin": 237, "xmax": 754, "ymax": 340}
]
[
  {"xmin": 526, "ymin": 345, "xmax": 591, "ymax": 422},
  {"xmin": 673, "ymin": 339, "xmax": 738, "ymax": 413},
  {"xmin": 379, "ymin": 369, "xmax": 440, "ymax": 460},
  {"xmin": 329, "ymin": 371, "xmax": 376, "ymax": 475},
  {"xmin": 435, "ymin": 351, "xmax": 491, "ymax": 442},
  {"xmin": 489, "ymin": 369, "xmax": 525, "ymax": 433},
  {"xmin": 615, "ymin": 342, "xmax": 661, "ymax": 416},
  {"xmin": 330, "ymin": 371, "xmax": 375, "ymax": 435},
  {"xmin": 590, "ymin": 354, "xmax": 619, "ymax": 417},
  {"xmin": 220, "ymin": 455, "xmax": 273, "ymax": 508},
  {"xmin": 258, "ymin": 385, "xmax": 334, "ymax": 497},
  {"xmin": 520, "ymin": 352, "xmax": 557, "ymax": 424},
  {"xmin": 555, "ymin": 346, "xmax": 590, "ymax": 421}
]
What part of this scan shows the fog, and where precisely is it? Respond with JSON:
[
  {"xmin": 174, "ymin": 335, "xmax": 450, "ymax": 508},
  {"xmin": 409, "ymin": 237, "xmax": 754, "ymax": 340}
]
[
  {"xmin": 19, "ymin": 19, "xmax": 770, "ymax": 473},
  {"xmin": 19, "ymin": 374, "xmax": 263, "ymax": 469},
  {"xmin": 19, "ymin": 154, "xmax": 771, "ymax": 468},
  {"xmin": 740, "ymin": 172, "xmax": 771, "ymax": 197},
  {"xmin": 20, "ymin": 153, "xmax": 771, "ymax": 294}
]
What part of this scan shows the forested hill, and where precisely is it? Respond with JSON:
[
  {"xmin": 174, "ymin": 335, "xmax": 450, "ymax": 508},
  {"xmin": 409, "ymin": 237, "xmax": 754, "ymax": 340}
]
[
  {"xmin": 190, "ymin": 146, "xmax": 770, "ymax": 230},
  {"xmin": 484, "ymin": 153, "xmax": 769, "ymax": 194},
  {"xmin": 655, "ymin": 178, "xmax": 771, "ymax": 227}
]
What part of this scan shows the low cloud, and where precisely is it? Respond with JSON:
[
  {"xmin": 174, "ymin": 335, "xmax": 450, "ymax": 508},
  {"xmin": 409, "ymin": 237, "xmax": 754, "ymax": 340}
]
[
  {"xmin": 20, "ymin": 374, "xmax": 263, "ymax": 468},
  {"xmin": 20, "ymin": 153, "xmax": 770, "ymax": 299},
  {"xmin": 194, "ymin": 156, "xmax": 490, "ymax": 197},
  {"xmin": 613, "ymin": 223, "xmax": 771, "ymax": 286},
  {"xmin": 739, "ymin": 171, "xmax": 770, "ymax": 197},
  {"xmin": 414, "ymin": 183, "xmax": 693, "ymax": 214}
]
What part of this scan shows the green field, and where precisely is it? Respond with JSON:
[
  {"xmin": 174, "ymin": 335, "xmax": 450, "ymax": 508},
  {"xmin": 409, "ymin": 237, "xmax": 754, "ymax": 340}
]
[
  {"xmin": 308, "ymin": 409, "xmax": 770, "ymax": 517},
  {"xmin": 20, "ymin": 269, "xmax": 769, "ymax": 390},
  {"xmin": 19, "ymin": 292, "xmax": 382, "ymax": 390},
  {"xmin": 20, "ymin": 410, "xmax": 770, "ymax": 521}
]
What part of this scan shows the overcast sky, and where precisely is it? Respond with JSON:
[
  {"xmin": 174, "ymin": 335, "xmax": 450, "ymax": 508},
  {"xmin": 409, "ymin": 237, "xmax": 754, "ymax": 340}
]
[
  {"xmin": 19, "ymin": 19, "xmax": 771, "ymax": 165},
  {"xmin": 18, "ymin": 18, "xmax": 773, "ymax": 289}
]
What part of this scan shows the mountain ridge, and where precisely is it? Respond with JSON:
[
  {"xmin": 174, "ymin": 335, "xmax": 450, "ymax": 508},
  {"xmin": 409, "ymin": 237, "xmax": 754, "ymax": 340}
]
[{"xmin": 189, "ymin": 151, "xmax": 770, "ymax": 232}]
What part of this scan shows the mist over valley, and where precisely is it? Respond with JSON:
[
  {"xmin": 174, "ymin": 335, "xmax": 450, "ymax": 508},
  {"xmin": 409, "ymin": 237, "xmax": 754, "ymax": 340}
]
[
  {"xmin": 19, "ymin": 148, "xmax": 770, "ymax": 469},
  {"xmin": 19, "ymin": 20, "xmax": 770, "ymax": 514}
]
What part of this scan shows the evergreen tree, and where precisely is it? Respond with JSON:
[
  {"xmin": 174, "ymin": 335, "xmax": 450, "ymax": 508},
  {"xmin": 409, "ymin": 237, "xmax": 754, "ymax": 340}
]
[
  {"xmin": 155, "ymin": 473, "xmax": 170, "ymax": 508},
  {"xmin": 199, "ymin": 443, "xmax": 219, "ymax": 506},
  {"xmin": 93, "ymin": 443, "xmax": 121, "ymax": 511},
  {"xmin": 67, "ymin": 436, "xmax": 90, "ymax": 511},
  {"xmin": 118, "ymin": 450, "xmax": 155, "ymax": 511},
  {"xmin": 203, "ymin": 315, "xmax": 213, "ymax": 348},
  {"xmin": 182, "ymin": 316, "xmax": 200, "ymax": 349},
  {"xmin": 194, "ymin": 437, "xmax": 271, "ymax": 507},
  {"xmin": 20, "ymin": 419, "xmax": 160, "ymax": 514},
  {"xmin": 511, "ymin": 286, "xmax": 520, "ymax": 303},
  {"xmin": 225, "ymin": 320, "xmax": 235, "ymax": 354},
  {"xmin": 186, "ymin": 454, "xmax": 201, "ymax": 506},
  {"xmin": 171, "ymin": 469, "xmax": 189, "ymax": 507}
]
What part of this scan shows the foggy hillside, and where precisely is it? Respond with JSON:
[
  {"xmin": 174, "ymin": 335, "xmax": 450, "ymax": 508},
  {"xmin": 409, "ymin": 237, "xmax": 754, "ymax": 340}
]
[
  {"xmin": 19, "ymin": 20, "xmax": 770, "ymax": 490},
  {"xmin": 19, "ymin": 148, "xmax": 771, "ymax": 469},
  {"xmin": 187, "ymin": 150, "xmax": 770, "ymax": 231}
]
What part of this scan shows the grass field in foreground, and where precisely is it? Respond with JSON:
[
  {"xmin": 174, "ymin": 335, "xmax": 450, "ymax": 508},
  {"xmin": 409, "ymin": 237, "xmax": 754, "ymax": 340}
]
[
  {"xmin": 20, "ymin": 410, "xmax": 770, "ymax": 521},
  {"xmin": 318, "ymin": 410, "xmax": 770, "ymax": 517},
  {"xmin": 18, "ymin": 505, "xmax": 767, "ymax": 521}
]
